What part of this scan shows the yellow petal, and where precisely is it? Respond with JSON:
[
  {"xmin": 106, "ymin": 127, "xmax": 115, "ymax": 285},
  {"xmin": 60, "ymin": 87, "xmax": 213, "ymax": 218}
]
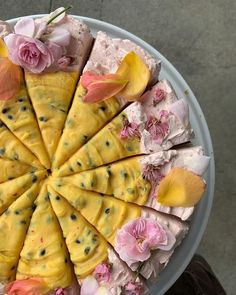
[
  {"xmin": 116, "ymin": 51, "xmax": 150, "ymax": 101},
  {"xmin": 157, "ymin": 167, "xmax": 206, "ymax": 207},
  {"xmin": 0, "ymin": 38, "xmax": 8, "ymax": 57}
]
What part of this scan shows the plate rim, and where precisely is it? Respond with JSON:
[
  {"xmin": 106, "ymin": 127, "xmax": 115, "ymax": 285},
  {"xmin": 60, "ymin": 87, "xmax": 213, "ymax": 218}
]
[{"xmin": 6, "ymin": 15, "xmax": 215, "ymax": 295}]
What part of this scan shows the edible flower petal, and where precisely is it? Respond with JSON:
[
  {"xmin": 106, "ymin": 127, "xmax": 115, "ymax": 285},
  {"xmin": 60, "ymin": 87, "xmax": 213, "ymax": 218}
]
[
  {"xmin": 14, "ymin": 17, "xmax": 35, "ymax": 37},
  {"xmin": 115, "ymin": 217, "xmax": 172, "ymax": 267},
  {"xmin": 116, "ymin": 51, "xmax": 150, "ymax": 101},
  {"xmin": 120, "ymin": 119, "xmax": 140, "ymax": 139},
  {"xmin": 5, "ymin": 278, "xmax": 50, "ymax": 295},
  {"xmin": 0, "ymin": 57, "xmax": 21, "ymax": 100},
  {"xmin": 81, "ymin": 71, "xmax": 128, "ymax": 103},
  {"xmin": 124, "ymin": 281, "xmax": 143, "ymax": 295},
  {"xmin": 157, "ymin": 167, "xmax": 206, "ymax": 207},
  {"xmin": 145, "ymin": 111, "xmax": 169, "ymax": 144},
  {"xmin": 93, "ymin": 262, "xmax": 111, "ymax": 283}
]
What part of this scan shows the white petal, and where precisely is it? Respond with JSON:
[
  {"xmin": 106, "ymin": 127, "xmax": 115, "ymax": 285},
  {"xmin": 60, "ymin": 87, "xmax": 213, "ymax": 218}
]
[
  {"xmin": 14, "ymin": 17, "xmax": 35, "ymax": 37},
  {"xmin": 48, "ymin": 7, "xmax": 66, "ymax": 23},
  {"xmin": 47, "ymin": 27, "xmax": 70, "ymax": 46}
]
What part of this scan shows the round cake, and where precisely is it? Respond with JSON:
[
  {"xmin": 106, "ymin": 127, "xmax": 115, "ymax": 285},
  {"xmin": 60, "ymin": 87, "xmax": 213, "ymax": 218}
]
[{"xmin": 0, "ymin": 7, "xmax": 210, "ymax": 295}]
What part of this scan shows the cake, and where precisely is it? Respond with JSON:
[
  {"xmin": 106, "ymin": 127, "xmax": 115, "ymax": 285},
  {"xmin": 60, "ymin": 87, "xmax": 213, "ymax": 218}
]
[{"xmin": 0, "ymin": 7, "xmax": 210, "ymax": 295}]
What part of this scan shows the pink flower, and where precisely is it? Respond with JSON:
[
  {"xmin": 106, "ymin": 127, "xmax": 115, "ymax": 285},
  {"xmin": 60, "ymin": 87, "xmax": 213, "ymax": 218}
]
[
  {"xmin": 93, "ymin": 263, "xmax": 111, "ymax": 283},
  {"xmin": 120, "ymin": 119, "xmax": 140, "ymax": 139},
  {"xmin": 55, "ymin": 288, "xmax": 68, "ymax": 295},
  {"xmin": 145, "ymin": 111, "xmax": 169, "ymax": 144},
  {"xmin": 58, "ymin": 55, "xmax": 75, "ymax": 69},
  {"xmin": 153, "ymin": 87, "xmax": 166, "ymax": 105},
  {"xmin": 115, "ymin": 217, "xmax": 170, "ymax": 266},
  {"xmin": 5, "ymin": 278, "xmax": 50, "ymax": 295},
  {"xmin": 4, "ymin": 34, "xmax": 55, "ymax": 73},
  {"xmin": 142, "ymin": 164, "xmax": 164, "ymax": 184},
  {"xmin": 124, "ymin": 281, "xmax": 143, "ymax": 295}
]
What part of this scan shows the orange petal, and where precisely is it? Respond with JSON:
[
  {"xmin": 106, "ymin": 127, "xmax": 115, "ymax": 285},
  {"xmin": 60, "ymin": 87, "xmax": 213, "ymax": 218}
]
[
  {"xmin": 157, "ymin": 167, "xmax": 206, "ymax": 207},
  {"xmin": 6, "ymin": 278, "xmax": 50, "ymax": 295},
  {"xmin": 81, "ymin": 71, "xmax": 128, "ymax": 103},
  {"xmin": 0, "ymin": 38, "xmax": 8, "ymax": 57},
  {"xmin": 0, "ymin": 58, "xmax": 21, "ymax": 100},
  {"xmin": 116, "ymin": 51, "xmax": 150, "ymax": 101}
]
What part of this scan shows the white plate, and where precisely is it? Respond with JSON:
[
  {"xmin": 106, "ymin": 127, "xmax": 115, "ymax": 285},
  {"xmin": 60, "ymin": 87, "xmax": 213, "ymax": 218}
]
[{"xmin": 7, "ymin": 15, "xmax": 215, "ymax": 295}]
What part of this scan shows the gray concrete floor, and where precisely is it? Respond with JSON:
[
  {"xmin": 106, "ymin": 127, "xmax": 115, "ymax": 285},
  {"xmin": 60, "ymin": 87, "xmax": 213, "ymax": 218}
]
[{"xmin": 0, "ymin": 0, "xmax": 235, "ymax": 294}]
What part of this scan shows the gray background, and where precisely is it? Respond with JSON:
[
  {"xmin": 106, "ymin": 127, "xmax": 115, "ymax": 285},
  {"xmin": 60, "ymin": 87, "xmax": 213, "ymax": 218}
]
[{"xmin": 0, "ymin": 0, "xmax": 235, "ymax": 294}]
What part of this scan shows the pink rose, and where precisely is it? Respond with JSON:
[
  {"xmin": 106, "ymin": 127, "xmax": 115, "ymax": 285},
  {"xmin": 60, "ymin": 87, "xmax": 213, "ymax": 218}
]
[
  {"xmin": 4, "ymin": 34, "xmax": 55, "ymax": 73},
  {"xmin": 93, "ymin": 263, "xmax": 111, "ymax": 283},
  {"xmin": 115, "ymin": 217, "xmax": 171, "ymax": 267}
]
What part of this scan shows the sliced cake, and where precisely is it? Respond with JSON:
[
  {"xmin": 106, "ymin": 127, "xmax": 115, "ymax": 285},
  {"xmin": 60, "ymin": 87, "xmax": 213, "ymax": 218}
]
[
  {"xmin": 25, "ymin": 16, "xmax": 93, "ymax": 162},
  {"xmin": 51, "ymin": 180, "xmax": 188, "ymax": 280},
  {"xmin": 0, "ymin": 158, "xmax": 36, "ymax": 183},
  {"xmin": 0, "ymin": 120, "xmax": 42, "ymax": 168},
  {"xmin": 0, "ymin": 72, "xmax": 50, "ymax": 168},
  {"xmin": 52, "ymin": 31, "xmax": 161, "ymax": 170},
  {"xmin": 0, "ymin": 184, "xmax": 40, "ymax": 283},
  {"xmin": 66, "ymin": 146, "xmax": 210, "ymax": 220},
  {"xmin": 49, "ymin": 186, "xmax": 146, "ymax": 294},
  {"xmin": 0, "ymin": 170, "xmax": 47, "ymax": 214},
  {"xmin": 56, "ymin": 80, "xmax": 193, "ymax": 176},
  {"xmin": 16, "ymin": 184, "xmax": 74, "ymax": 290}
]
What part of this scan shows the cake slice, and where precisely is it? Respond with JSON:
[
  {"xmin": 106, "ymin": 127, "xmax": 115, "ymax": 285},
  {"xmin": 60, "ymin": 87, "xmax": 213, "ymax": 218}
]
[
  {"xmin": 0, "ymin": 72, "xmax": 50, "ymax": 169},
  {"xmin": 66, "ymin": 146, "xmax": 210, "ymax": 220},
  {"xmin": 16, "ymin": 184, "xmax": 74, "ymax": 290},
  {"xmin": 0, "ymin": 158, "xmax": 36, "ymax": 183},
  {"xmin": 25, "ymin": 17, "xmax": 93, "ymax": 163},
  {"xmin": 0, "ymin": 120, "xmax": 42, "ymax": 169},
  {"xmin": 0, "ymin": 183, "xmax": 40, "ymax": 283},
  {"xmin": 51, "ymin": 180, "xmax": 188, "ymax": 280},
  {"xmin": 49, "ymin": 186, "xmax": 147, "ymax": 294},
  {"xmin": 52, "ymin": 30, "xmax": 161, "ymax": 170},
  {"xmin": 0, "ymin": 170, "xmax": 47, "ymax": 214},
  {"xmin": 56, "ymin": 80, "xmax": 193, "ymax": 176}
]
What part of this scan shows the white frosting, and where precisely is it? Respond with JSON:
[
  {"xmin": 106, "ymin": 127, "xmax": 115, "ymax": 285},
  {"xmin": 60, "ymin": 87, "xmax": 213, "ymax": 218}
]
[
  {"xmin": 140, "ymin": 146, "xmax": 210, "ymax": 220},
  {"xmin": 139, "ymin": 208, "xmax": 188, "ymax": 279},
  {"xmin": 84, "ymin": 31, "xmax": 160, "ymax": 84},
  {"xmin": 140, "ymin": 79, "xmax": 178, "ymax": 115},
  {"xmin": 107, "ymin": 248, "xmax": 147, "ymax": 294}
]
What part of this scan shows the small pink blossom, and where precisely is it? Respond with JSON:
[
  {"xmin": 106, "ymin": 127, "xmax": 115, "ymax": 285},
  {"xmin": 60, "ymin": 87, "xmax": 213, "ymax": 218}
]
[
  {"xmin": 124, "ymin": 281, "xmax": 143, "ymax": 295},
  {"xmin": 142, "ymin": 164, "xmax": 164, "ymax": 184},
  {"xmin": 145, "ymin": 112, "xmax": 169, "ymax": 144},
  {"xmin": 93, "ymin": 263, "xmax": 111, "ymax": 283},
  {"xmin": 120, "ymin": 119, "xmax": 140, "ymax": 139},
  {"xmin": 58, "ymin": 55, "xmax": 75, "ymax": 69},
  {"xmin": 55, "ymin": 288, "xmax": 68, "ymax": 295},
  {"xmin": 4, "ymin": 34, "xmax": 55, "ymax": 73},
  {"xmin": 153, "ymin": 87, "xmax": 166, "ymax": 105},
  {"xmin": 115, "ymin": 217, "xmax": 169, "ymax": 266}
]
